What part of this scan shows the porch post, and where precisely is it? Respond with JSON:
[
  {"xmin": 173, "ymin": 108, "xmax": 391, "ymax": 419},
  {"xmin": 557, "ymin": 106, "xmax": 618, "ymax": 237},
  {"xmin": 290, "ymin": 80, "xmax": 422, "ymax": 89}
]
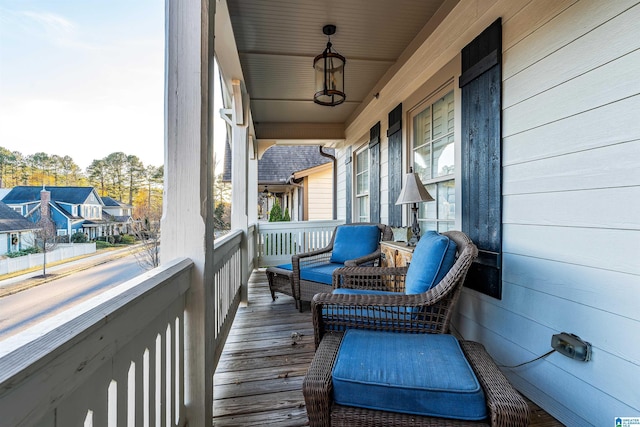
[
  {"xmin": 230, "ymin": 80, "xmax": 250, "ymax": 304},
  {"xmin": 163, "ymin": 0, "xmax": 215, "ymax": 425}
]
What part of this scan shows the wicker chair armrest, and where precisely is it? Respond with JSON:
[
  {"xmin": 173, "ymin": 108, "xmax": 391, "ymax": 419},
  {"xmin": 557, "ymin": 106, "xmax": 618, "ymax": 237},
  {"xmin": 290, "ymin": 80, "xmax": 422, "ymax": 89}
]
[
  {"xmin": 302, "ymin": 331, "xmax": 344, "ymax": 427},
  {"xmin": 292, "ymin": 252, "xmax": 333, "ymax": 272},
  {"xmin": 332, "ymin": 266, "xmax": 408, "ymax": 291},
  {"xmin": 311, "ymin": 291, "xmax": 450, "ymax": 347},
  {"xmin": 292, "ymin": 245, "xmax": 333, "ymax": 263},
  {"xmin": 343, "ymin": 249, "xmax": 381, "ymax": 267},
  {"xmin": 460, "ymin": 341, "xmax": 531, "ymax": 427}
]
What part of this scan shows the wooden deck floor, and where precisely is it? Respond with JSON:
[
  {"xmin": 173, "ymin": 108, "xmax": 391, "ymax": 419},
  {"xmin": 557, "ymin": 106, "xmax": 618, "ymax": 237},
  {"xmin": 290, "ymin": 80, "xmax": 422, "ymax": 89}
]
[{"xmin": 213, "ymin": 269, "xmax": 564, "ymax": 426}]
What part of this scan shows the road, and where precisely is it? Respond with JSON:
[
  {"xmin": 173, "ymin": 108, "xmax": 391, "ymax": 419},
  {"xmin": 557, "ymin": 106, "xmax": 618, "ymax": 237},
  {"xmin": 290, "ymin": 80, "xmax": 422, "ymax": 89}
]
[{"xmin": 0, "ymin": 253, "xmax": 146, "ymax": 341}]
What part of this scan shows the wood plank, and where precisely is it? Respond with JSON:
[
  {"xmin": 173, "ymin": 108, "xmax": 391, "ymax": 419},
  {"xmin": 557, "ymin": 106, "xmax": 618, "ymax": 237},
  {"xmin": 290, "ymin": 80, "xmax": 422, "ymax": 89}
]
[
  {"xmin": 503, "ymin": 49, "xmax": 640, "ymax": 136},
  {"xmin": 504, "ymin": 2, "xmax": 640, "ymax": 107},
  {"xmin": 502, "ymin": 0, "xmax": 638, "ymax": 78},
  {"xmin": 503, "ymin": 95, "xmax": 640, "ymax": 167}
]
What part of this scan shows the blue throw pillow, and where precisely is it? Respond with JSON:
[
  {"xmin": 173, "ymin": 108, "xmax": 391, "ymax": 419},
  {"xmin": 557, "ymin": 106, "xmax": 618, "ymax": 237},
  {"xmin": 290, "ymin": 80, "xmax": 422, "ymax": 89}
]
[
  {"xmin": 405, "ymin": 231, "xmax": 457, "ymax": 294},
  {"xmin": 330, "ymin": 225, "xmax": 380, "ymax": 264}
]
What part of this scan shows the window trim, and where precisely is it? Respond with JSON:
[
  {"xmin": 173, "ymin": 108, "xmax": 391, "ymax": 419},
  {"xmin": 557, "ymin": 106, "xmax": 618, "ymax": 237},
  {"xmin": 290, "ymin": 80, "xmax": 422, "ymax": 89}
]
[
  {"xmin": 353, "ymin": 142, "xmax": 370, "ymax": 223},
  {"xmin": 406, "ymin": 75, "xmax": 461, "ymax": 232}
]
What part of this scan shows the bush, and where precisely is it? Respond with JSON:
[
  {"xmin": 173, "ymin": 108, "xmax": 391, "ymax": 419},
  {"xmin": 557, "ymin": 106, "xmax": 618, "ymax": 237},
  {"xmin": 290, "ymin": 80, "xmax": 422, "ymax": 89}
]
[
  {"xmin": 269, "ymin": 200, "xmax": 283, "ymax": 222},
  {"xmin": 283, "ymin": 208, "xmax": 291, "ymax": 221},
  {"xmin": 120, "ymin": 234, "xmax": 135, "ymax": 244},
  {"xmin": 6, "ymin": 247, "xmax": 41, "ymax": 258},
  {"xmin": 96, "ymin": 240, "xmax": 114, "ymax": 249},
  {"xmin": 70, "ymin": 231, "xmax": 88, "ymax": 243}
]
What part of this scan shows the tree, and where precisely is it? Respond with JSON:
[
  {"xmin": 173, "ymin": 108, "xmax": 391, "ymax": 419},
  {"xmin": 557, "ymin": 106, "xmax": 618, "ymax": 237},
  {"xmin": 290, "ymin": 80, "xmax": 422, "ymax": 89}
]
[
  {"xmin": 60, "ymin": 155, "xmax": 83, "ymax": 185},
  {"xmin": 104, "ymin": 152, "xmax": 128, "ymax": 200},
  {"xmin": 31, "ymin": 216, "xmax": 58, "ymax": 277},
  {"xmin": 269, "ymin": 199, "xmax": 283, "ymax": 222},
  {"xmin": 86, "ymin": 159, "xmax": 109, "ymax": 196},
  {"xmin": 131, "ymin": 200, "xmax": 161, "ymax": 270},
  {"xmin": 0, "ymin": 147, "xmax": 16, "ymax": 188},
  {"xmin": 125, "ymin": 155, "xmax": 145, "ymax": 205}
]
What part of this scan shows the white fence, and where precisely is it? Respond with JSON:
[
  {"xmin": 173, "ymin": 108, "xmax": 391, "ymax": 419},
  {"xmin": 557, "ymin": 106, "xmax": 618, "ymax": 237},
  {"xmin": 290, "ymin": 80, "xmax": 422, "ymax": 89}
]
[
  {"xmin": 256, "ymin": 220, "xmax": 344, "ymax": 267},
  {"xmin": 0, "ymin": 243, "xmax": 96, "ymax": 276},
  {"xmin": 0, "ymin": 230, "xmax": 246, "ymax": 426}
]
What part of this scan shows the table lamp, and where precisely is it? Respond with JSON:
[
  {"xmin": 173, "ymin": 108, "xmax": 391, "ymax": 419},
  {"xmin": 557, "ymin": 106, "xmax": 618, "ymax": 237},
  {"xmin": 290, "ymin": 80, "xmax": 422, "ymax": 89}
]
[{"xmin": 395, "ymin": 167, "xmax": 434, "ymax": 246}]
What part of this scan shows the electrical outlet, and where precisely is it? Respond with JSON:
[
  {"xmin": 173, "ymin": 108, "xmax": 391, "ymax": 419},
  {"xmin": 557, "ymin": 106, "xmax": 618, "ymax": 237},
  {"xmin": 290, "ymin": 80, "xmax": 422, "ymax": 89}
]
[{"xmin": 551, "ymin": 332, "xmax": 591, "ymax": 362}]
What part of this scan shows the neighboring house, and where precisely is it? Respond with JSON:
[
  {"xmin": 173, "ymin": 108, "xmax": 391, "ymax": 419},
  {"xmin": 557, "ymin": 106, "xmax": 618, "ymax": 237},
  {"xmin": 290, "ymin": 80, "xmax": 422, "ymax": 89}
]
[
  {"xmin": 101, "ymin": 196, "xmax": 134, "ymax": 235},
  {"xmin": 3, "ymin": 186, "xmax": 107, "ymax": 239},
  {"xmin": 224, "ymin": 144, "xmax": 335, "ymax": 221},
  {"xmin": 0, "ymin": 201, "xmax": 38, "ymax": 255}
]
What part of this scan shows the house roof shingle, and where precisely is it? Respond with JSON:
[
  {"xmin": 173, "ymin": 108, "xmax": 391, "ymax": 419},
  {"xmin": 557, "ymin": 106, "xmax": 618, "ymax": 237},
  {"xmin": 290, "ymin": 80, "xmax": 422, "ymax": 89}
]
[
  {"xmin": 0, "ymin": 201, "xmax": 38, "ymax": 232},
  {"xmin": 3, "ymin": 186, "xmax": 102, "ymax": 205},
  {"xmin": 222, "ymin": 144, "xmax": 334, "ymax": 184}
]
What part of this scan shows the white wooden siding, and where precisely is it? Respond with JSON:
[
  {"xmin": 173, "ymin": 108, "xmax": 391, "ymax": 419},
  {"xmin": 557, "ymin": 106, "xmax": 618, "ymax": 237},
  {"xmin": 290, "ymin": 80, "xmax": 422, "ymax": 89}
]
[
  {"xmin": 336, "ymin": 0, "xmax": 640, "ymax": 424},
  {"xmin": 306, "ymin": 167, "xmax": 333, "ymax": 221}
]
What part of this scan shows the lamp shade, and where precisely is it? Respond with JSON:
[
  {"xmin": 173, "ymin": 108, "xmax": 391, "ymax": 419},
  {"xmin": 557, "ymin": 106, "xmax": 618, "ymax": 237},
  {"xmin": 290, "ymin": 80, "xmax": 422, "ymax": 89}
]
[{"xmin": 395, "ymin": 172, "xmax": 434, "ymax": 205}]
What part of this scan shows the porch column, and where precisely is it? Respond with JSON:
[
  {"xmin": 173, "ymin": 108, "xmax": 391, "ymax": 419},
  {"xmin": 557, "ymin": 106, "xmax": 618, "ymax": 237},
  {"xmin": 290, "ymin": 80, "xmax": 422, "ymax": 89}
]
[
  {"xmin": 248, "ymin": 134, "xmax": 259, "ymax": 270},
  {"xmin": 230, "ymin": 79, "xmax": 250, "ymax": 304},
  {"xmin": 163, "ymin": 0, "xmax": 215, "ymax": 425}
]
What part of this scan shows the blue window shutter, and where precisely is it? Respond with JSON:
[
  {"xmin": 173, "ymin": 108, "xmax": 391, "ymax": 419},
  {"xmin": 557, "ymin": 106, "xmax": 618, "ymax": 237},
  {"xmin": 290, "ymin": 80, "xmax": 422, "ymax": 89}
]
[
  {"xmin": 387, "ymin": 104, "xmax": 403, "ymax": 227},
  {"xmin": 460, "ymin": 18, "xmax": 502, "ymax": 299},
  {"xmin": 369, "ymin": 122, "xmax": 381, "ymax": 224}
]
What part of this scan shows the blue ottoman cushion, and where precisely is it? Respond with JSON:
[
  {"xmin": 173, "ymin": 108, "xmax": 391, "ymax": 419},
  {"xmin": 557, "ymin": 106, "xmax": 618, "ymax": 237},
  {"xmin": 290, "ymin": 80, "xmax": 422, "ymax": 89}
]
[
  {"xmin": 278, "ymin": 262, "xmax": 343, "ymax": 285},
  {"xmin": 332, "ymin": 330, "xmax": 487, "ymax": 420},
  {"xmin": 330, "ymin": 225, "xmax": 380, "ymax": 264},
  {"xmin": 405, "ymin": 231, "xmax": 457, "ymax": 294}
]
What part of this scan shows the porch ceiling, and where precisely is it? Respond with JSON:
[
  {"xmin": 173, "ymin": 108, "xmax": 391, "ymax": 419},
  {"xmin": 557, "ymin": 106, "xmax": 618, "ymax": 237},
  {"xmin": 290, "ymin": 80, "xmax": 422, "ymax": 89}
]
[{"xmin": 225, "ymin": 0, "xmax": 452, "ymax": 144}]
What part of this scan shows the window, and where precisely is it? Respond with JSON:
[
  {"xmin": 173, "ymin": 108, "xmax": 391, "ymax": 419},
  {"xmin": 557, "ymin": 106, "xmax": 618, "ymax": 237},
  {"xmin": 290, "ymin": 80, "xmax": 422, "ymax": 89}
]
[
  {"xmin": 354, "ymin": 147, "xmax": 369, "ymax": 222},
  {"xmin": 411, "ymin": 88, "xmax": 455, "ymax": 232}
]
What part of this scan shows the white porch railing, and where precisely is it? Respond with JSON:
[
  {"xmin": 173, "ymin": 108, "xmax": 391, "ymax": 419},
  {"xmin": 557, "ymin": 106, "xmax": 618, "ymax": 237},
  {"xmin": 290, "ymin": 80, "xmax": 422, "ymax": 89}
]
[
  {"xmin": 256, "ymin": 219, "xmax": 344, "ymax": 267},
  {"xmin": 0, "ymin": 230, "xmax": 246, "ymax": 427}
]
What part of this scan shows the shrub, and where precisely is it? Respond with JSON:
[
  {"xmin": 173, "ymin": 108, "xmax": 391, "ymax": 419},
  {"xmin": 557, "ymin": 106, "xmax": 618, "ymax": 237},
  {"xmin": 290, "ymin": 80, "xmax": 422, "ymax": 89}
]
[
  {"xmin": 96, "ymin": 240, "xmax": 114, "ymax": 249},
  {"xmin": 120, "ymin": 234, "xmax": 136, "ymax": 244},
  {"xmin": 269, "ymin": 200, "xmax": 283, "ymax": 222},
  {"xmin": 70, "ymin": 231, "xmax": 88, "ymax": 243},
  {"xmin": 283, "ymin": 208, "xmax": 291, "ymax": 221},
  {"xmin": 6, "ymin": 247, "xmax": 41, "ymax": 258}
]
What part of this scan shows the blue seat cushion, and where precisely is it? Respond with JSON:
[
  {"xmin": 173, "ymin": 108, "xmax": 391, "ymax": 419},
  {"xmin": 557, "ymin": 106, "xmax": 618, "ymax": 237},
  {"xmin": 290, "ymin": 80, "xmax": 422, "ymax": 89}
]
[
  {"xmin": 332, "ymin": 330, "xmax": 487, "ymax": 420},
  {"xmin": 279, "ymin": 262, "xmax": 343, "ymax": 285},
  {"xmin": 330, "ymin": 225, "xmax": 380, "ymax": 264},
  {"xmin": 405, "ymin": 231, "xmax": 457, "ymax": 294}
]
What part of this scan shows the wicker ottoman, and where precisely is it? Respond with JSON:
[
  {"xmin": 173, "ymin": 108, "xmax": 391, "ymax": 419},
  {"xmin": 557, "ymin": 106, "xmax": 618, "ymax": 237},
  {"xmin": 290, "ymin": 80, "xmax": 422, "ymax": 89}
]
[{"xmin": 265, "ymin": 266, "xmax": 298, "ymax": 310}]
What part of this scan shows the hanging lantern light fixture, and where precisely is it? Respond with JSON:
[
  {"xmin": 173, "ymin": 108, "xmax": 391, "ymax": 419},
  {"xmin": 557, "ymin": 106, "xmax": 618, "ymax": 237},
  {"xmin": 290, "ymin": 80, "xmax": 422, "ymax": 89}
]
[{"xmin": 313, "ymin": 25, "xmax": 346, "ymax": 106}]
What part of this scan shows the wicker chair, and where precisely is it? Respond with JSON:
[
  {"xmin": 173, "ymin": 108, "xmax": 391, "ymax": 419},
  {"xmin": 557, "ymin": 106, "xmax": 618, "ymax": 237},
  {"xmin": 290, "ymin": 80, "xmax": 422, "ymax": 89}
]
[
  {"xmin": 303, "ymin": 231, "xmax": 530, "ymax": 426},
  {"xmin": 291, "ymin": 222, "xmax": 393, "ymax": 308}
]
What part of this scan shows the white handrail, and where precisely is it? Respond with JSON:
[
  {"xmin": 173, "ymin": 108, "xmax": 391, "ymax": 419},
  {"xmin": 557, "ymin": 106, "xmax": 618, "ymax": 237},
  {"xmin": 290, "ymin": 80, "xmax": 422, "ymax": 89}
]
[
  {"xmin": 256, "ymin": 220, "xmax": 344, "ymax": 267},
  {"xmin": 0, "ymin": 228, "xmax": 247, "ymax": 427}
]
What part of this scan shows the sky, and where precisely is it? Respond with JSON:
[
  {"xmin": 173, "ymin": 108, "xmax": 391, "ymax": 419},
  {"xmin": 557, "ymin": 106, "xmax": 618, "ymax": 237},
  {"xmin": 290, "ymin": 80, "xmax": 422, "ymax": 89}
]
[{"xmin": 0, "ymin": 0, "xmax": 227, "ymax": 173}]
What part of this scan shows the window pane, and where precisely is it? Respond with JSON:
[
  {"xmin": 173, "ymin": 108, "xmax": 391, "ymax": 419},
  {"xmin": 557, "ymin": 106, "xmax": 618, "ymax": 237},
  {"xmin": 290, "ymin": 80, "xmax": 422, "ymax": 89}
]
[
  {"xmin": 414, "ymin": 145, "xmax": 431, "ymax": 180},
  {"xmin": 356, "ymin": 171, "xmax": 368, "ymax": 195},
  {"xmin": 412, "ymin": 106, "xmax": 431, "ymax": 149},
  {"xmin": 438, "ymin": 180, "xmax": 455, "ymax": 221},
  {"xmin": 356, "ymin": 150, "xmax": 368, "ymax": 173},
  {"xmin": 432, "ymin": 91, "xmax": 454, "ymax": 140},
  {"xmin": 358, "ymin": 196, "xmax": 369, "ymax": 222},
  {"xmin": 433, "ymin": 134, "xmax": 455, "ymax": 177}
]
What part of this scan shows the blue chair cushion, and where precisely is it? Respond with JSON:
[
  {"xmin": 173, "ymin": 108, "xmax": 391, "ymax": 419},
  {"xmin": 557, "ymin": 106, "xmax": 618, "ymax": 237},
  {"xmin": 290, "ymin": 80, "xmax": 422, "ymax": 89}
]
[
  {"xmin": 330, "ymin": 225, "xmax": 380, "ymax": 264},
  {"xmin": 405, "ymin": 231, "xmax": 457, "ymax": 294},
  {"xmin": 276, "ymin": 263, "xmax": 292, "ymax": 271},
  {"xmin": 299, "ymin": 262, "xmax": 343, "ymax": 285},
  {"xmin": 332, "ymin": 330, "xmax": 487, "ymax": 420}
]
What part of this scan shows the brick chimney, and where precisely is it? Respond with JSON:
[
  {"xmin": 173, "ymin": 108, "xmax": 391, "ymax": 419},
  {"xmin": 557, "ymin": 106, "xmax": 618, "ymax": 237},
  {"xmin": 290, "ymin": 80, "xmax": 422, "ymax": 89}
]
[{"xmin": 40, "ymin": 187, "xmax": 51, "ymax": 218}]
